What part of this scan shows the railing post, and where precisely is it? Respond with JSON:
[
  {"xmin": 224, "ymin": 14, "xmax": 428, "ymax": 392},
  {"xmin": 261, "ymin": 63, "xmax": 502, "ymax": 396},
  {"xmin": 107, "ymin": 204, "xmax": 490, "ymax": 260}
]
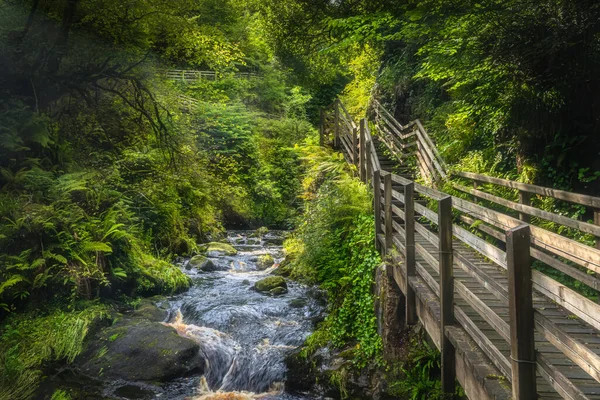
[
  {"xmin": 404, "ymin": 182, "xmax": 416, "ymax": 325},
  {"xmin": 594, "ymin": 208, "xmax": 600, "ymax": 250},
  {"xmin": 366, "ymin": 140, "xmax": 372, "ymax": 187},
  {"xmin": 334, "ymin": 101, "xmax": 340, "ymax": 150},
  {"xmin": 359, "ymin": 119, "xmax": 366, "ymax": 182},
  {"xmin": 373, "ymin": 170, "xmax": 382, "ymax": 251},
  {"xmin": 352, "ymin": 126, "xmax": 358, "ymax": 167},
  {"xmin": 438, "ymin": 196, "xmax": 455, "ymax": 394},
  {"xmin": 507, "ymin": 225, "xmax": 536, "ymax": 400},
  {"xmin": 384, "ymin": 173, "xmax": 393, "ymax": 253},
  {"xmin": 518, "ymin": 191, "xmax": 531, "ymax": 223}
]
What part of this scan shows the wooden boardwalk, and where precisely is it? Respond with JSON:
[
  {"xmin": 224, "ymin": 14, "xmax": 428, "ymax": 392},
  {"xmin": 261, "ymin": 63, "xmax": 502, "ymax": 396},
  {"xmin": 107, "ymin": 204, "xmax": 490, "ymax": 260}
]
[{"xmin": 321, "ymin": 99, "xmax": 600, "ymax": 400}]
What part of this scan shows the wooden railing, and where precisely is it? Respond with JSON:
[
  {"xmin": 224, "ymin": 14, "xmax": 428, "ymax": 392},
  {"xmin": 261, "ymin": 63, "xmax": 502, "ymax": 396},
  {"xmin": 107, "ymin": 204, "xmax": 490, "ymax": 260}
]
[
  {"xmin": 371, "ymin": 99, "xmax": 447, "ymax": 185},
  {"xmin": 164, "ymin": 70, "xmax": 259, "ymax": 82},
  {"xmin": 320, "ymin": 98, "xmax": 600, "ymax": 400}
]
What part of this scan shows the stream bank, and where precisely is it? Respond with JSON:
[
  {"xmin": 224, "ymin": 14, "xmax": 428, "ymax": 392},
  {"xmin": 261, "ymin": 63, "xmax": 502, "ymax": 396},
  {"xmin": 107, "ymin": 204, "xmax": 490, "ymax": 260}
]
[{"xmin": 38, "ymin": 230, "xmax": 328, "ymax": 399}]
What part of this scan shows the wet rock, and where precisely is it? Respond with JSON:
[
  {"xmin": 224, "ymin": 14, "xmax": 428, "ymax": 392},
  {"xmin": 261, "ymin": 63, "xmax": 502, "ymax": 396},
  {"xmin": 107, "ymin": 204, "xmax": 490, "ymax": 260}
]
[
  {"xmin": 288, "ymin": 298, "xmax": 307, "ymax": 308},
  {"xmin": 250, "ymin": 226, "xmax": 269, "ymax": 237},
  {"xmin": 263, "ymin": 237, "xmax": 284, "ymax": 246},
  {"xmin": 76, "ymin": 319, "xmax": 203, "ymax": 382},
  {"xmin": 256, "ymin": 254, "xmax": 275, "ymax": 270},
  {"xmin": 241, "ymin": 279, "xmax": 250, "ymax": 285},
  {"xmin": 272, "ymin": 257, "xmax": 293, "ymax": 277},
  {"xmin": 130, "ymin": 298, "xmax": 168, "ymax": 322},
  {"xmin": 246, "ymin": 237, "xmax": 260, "ymax": 245},
  {"xmin": 190, "ymin": 255, "xmax": 217, "ymax": 272},
  {"xmin": 269, "ymin": 286, "xmax": 288, "ymax": 296},
  {"xmin": 202, "ymin": 242, "xmax": 238, "ymax": 257},
  {"xmin": 254, "ymin": 276, "xmax": 287, "ymax": 293}
]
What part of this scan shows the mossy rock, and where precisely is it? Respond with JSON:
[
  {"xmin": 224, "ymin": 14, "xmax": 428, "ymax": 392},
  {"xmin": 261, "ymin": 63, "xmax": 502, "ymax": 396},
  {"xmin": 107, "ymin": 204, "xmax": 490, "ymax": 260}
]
[
  {"xmin": 130, "ymin": 298, "xmax": 168, "ymax": 322},
  {"xmin": 256, "ymin": 254, "xmax": 275, "ymax": 270},
  {"xmin": 201, "ymin": 242, "xmax": 237, "ymax": 257},
  {"xmin": 254, "ymin": 276, "xmax": 287, "ymax": 293},
  {"xmin": 76, "ymin": 319, "xmax": 203, "ymax": 382},
  {"xmin": 188, "ymin": 255, "xmax": 217, "ymax": 272},
  {"xmin": 250, "ymin": 227, "xmax": 269, "ymax": 237},
  {"xmin": 288, "ymin": 298, "xmax": 307, "ymax": 308},
  {"xmin": 270, "ymin": 287, "xmax": 288, "ymax": 296}
]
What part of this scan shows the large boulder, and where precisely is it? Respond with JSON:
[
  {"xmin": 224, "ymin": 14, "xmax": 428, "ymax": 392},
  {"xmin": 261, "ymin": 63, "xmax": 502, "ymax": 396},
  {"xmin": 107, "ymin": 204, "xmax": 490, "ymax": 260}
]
[
  {"xmin": 76, "ymin": 319, "xmax": 203, "ymax": 382},
  {"xmin": 189, "ymin": 255, "xmax": 217, "ymax": 272},
  {"xmin": 254, "ymin": 276, "xmax": 287, "ymax": 295},
  {"xmin": 201, "ymin": 242, "xmax": 237, "ymax": 257},
  {"xmin": 256, "ymin": 254, "xmax": 275, "ymax": 270}
]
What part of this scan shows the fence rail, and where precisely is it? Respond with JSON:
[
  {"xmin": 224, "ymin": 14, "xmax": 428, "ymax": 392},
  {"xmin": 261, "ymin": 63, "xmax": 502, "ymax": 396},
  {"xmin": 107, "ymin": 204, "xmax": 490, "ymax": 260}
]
[
  {"xmin": 320, "ymin": 98, "xmax": 600, "ymax": 400},
  {"xmin": 163, "ymin": 70, "xmax": 259, "ymax": 82}
]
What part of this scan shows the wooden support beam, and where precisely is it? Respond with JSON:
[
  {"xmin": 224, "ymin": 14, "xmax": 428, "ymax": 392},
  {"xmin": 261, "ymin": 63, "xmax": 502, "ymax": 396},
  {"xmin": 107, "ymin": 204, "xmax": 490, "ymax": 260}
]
[
  {"xmin": 518, "ymin": 191, "xmax": 531, "ymax": 223},
  {"xmin": 438, "ymin": 196, "xmax": 455, "ymax": 394},
  {"xmin": 384, "ymin": 173, "xmax": 393, "ymax": 253},
  {"xmin": 506, "ymin": 225, "xmax": 536, "ymax": 400},
  {"xmin": 374, "ymin": 170, "xmax": 382, "ymax": 251},
  {"xmin": 359, "ymin": 119, "xmax": 366, "ymax": 182},
  {"xmin": 404, "ymin": 182, "xmax": 416, "ymax": 325}
]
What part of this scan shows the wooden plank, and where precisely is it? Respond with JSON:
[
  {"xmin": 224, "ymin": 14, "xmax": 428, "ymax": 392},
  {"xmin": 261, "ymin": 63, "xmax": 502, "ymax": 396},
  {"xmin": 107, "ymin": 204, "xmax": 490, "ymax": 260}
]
[
  {"xmin": 384, "ymin": 174, "xmax": 393, "ymax": 251},
  {"xmin": 452, "ymin": 183, "xmax": 600, "ymax": 238},
  {"xmin": 415, "ymin": 119, "xmax": 447, "ymax": 170},
  {"xmin": 337, "ymin": 99, "xmax": 357, "ymax": 129},
  {"xmin": 438, "ymin": 196, "xmax": 455, "ymax": 394},
  {"xmin": 535, "ymin": 312, "xmax": 600, "ymax": 384},
  {"xmin": 536, "ymin": 352, "xmax": 590, "ymax": 400},
  {"xmin": 456, "ymin": 171, "xmax": 600, "ymax": 209},
  {"xmin": 451, "ymin": 196, "xmax": 600, "ymax": 273},
  {"xmin": 452, "ymin": 224, "xmax": 507, "ymax": 269},
  {"xmin": 373, "ymin": 99, "xmax": 405, "ymax": 132},
  {"xmin": 416, "ymin": 128, "xmax": 446, "ymax": 179},
  {"xmin": 405, "ymin": 183, "xmax": 417, "ymax": 325},
  {"xmin": 454, "ymin": 306, "xmax": 512, "ymax": 379},
  {"xmin": 352, "ymin": 127, "xmax": 358, "ymax": 166},
  {"xmin": 374, "ymin": 170, "xmax": 382, "ymax": 250},
  {"xmin": 507, "ymin": 225, "xmax": 537, "ymax": 400},
  {"xmin": 459, "ymin": 214, "xmax": 600, "ymax": 291},
  {"xmin": 359, "ymin": 119, "xmax": 366, "ymax": 182},
  {"xmin": 455, "ymin": 280, "xmax": 510, "ymax": 342},
  {"xmin": 532, "ymin": 270, "xmax": 600, "ymax": 331},
  {"xmin": 334, "ymin": 101, "xmax": 340, "ymax": 149}
]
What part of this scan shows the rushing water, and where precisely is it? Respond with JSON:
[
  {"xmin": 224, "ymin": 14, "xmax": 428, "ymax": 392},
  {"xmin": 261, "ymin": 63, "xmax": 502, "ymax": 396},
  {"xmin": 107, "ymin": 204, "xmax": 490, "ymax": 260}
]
[{"xmin": 158, "ymin": 230, "xmax": 325, "ymax": 400}]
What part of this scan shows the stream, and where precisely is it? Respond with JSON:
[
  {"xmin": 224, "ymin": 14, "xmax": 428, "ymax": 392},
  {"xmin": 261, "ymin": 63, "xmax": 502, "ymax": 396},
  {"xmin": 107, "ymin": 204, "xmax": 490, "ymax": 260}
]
[{"xmin": 159, "ymin": 230, "xmax": 325, "ymax": 399}]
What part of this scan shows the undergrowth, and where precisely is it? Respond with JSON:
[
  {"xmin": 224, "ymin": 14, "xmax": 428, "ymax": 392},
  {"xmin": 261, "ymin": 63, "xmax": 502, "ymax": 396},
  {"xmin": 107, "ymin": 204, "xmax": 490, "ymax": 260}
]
[
  {"xmin": 0, "ymin": 304, "xmax": 111, "ymax": 400},
  {"xmin": 284, "ymin": 144, "xmax": 382, "ymax": 369}
]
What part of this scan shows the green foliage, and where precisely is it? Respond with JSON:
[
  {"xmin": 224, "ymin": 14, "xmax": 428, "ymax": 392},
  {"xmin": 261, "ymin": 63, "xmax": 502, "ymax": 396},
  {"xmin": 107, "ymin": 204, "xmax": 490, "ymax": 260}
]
[
  {"xmin": 387, "ymin": 329, "xmax": 463, "ymax": 400},
  {"xmin": 0, "ymin": 305, "xmax": 110, "ymax": 400},
  {"xmin": 286, "ymin": 146, "xmax": 382, "ymax": 368}
]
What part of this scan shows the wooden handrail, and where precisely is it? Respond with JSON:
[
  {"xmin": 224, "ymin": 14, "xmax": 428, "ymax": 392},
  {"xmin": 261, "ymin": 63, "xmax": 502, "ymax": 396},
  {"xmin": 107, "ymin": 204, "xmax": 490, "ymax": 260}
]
[{"xmin": 456, "ymin": 171, "xmax": 600, "ymax": 209}]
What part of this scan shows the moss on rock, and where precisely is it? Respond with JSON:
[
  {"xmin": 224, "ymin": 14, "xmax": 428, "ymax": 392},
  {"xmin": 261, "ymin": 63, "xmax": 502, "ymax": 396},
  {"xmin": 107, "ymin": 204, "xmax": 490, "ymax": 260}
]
[
  {"xmin": 256, "ymin": 254, "xmax": 275, "ymax": 270},
  {"xmin": 254, "ymin": 276, "xmax": 287, "ymax": 293},
  {"xmin": 201, "ymin": 242, "xmax": 237, "ymax": 256}
]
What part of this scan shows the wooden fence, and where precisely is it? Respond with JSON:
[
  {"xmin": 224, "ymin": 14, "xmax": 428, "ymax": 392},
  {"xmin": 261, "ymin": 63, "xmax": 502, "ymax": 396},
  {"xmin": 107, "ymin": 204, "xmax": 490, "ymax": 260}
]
[
  {"xmin": 164, "ymin": 70, "xmax": 259, "ymax": 82},
  {"xmin": 321, "ymin": 98, "xmax": 600, "ymax": 400}
]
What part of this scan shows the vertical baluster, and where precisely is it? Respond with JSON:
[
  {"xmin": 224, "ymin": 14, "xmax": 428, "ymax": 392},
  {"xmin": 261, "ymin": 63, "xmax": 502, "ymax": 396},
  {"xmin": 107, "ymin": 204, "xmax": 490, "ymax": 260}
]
[
  {"xmin": 384, "ymin": 173, "xmax": 393, "ymax": 253},
  {"xmin": 438, "ymin": 196, "xmax": 455, "ymax": 394},
  {"xmin": 519, "ymin": 191, "xmax": 531, "ymax": 223},
  {"xmin": 404, "ymin": 182, "xmax": 416, "ymax": 325},
  {"xmin": 373, "ymin": 170, "xmax": 382, "ymax": 251},
  {"xmin": 359, "ymin": 119, "xmax": 366, "ymax": 182},
  {"xmin": 507, "ymin": 225, "xmax": 537, "ymax": 400}
]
